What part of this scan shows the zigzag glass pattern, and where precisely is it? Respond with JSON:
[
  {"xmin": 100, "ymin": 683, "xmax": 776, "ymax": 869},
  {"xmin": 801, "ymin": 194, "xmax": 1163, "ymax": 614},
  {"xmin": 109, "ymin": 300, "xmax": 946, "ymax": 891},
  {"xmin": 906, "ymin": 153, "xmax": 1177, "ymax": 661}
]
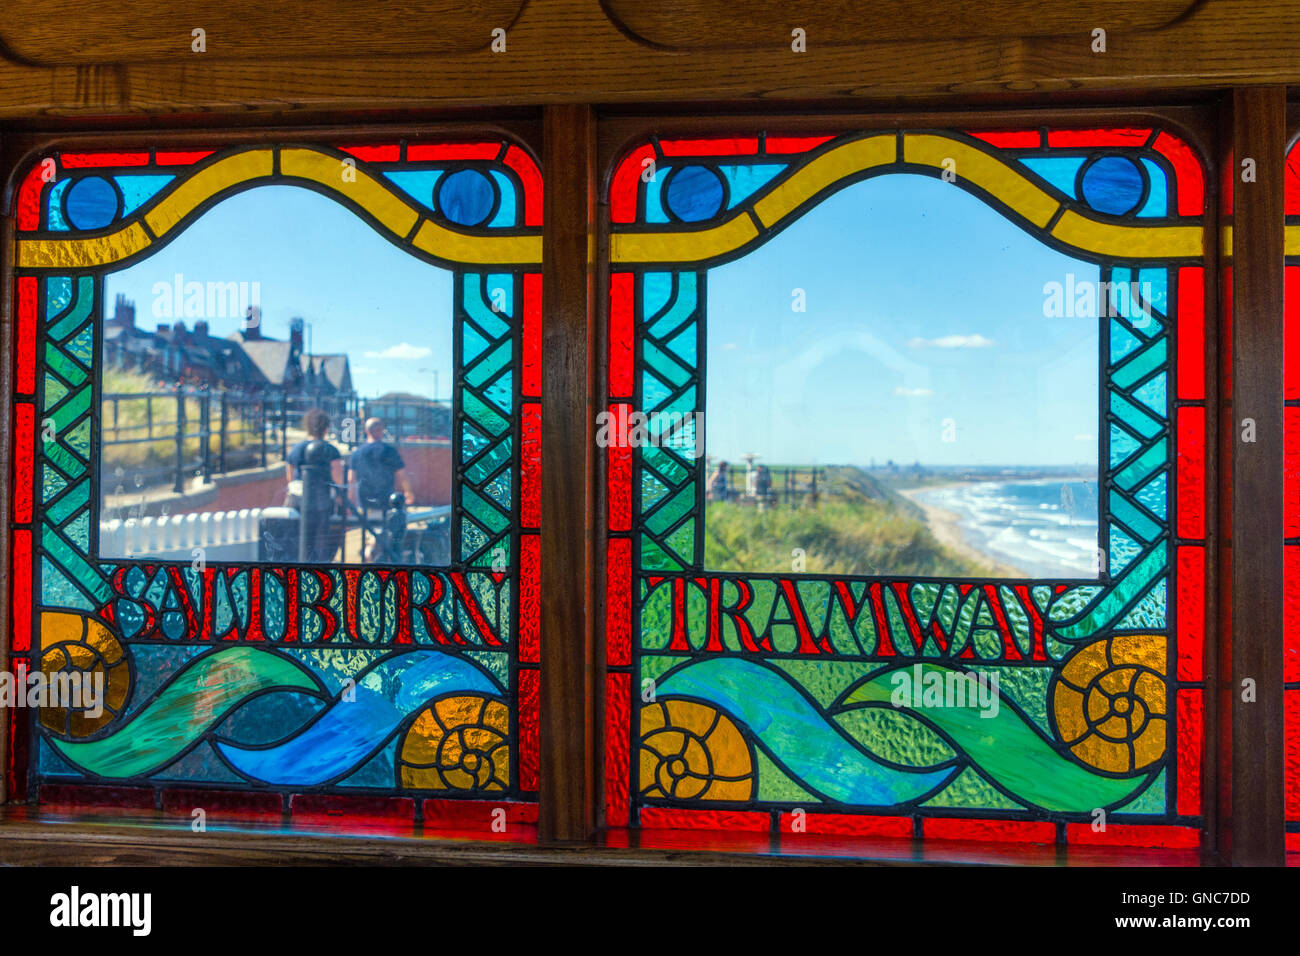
[
  {"xmin": 6, "ymin": 141, "xmax": 543, "ymax": 826},
  {"xmin": 604, "ymin": 128, "xmax": 1210, "ymax": 846}
]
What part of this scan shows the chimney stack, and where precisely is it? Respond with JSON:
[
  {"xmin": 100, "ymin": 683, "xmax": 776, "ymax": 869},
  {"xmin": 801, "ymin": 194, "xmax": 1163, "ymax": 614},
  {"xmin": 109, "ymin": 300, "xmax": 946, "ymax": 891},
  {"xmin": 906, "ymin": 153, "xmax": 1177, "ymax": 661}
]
[
  {"xmin": 289, "ymin": 317, "xmax": 305, "ymax": 364},
  {"xmin": 112, "ymin": 293, "xmax": 135, "ymax": 329}
]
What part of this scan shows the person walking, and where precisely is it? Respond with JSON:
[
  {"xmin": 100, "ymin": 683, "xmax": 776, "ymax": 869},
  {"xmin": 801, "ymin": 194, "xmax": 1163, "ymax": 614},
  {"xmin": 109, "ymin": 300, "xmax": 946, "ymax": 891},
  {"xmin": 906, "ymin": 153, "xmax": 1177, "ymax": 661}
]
[
  {"xmin": 754, "ymin": 463, "xmax": 773, "ymax": 510},
  {"xmin": 284, "ymin": 408, "xmax": 342, "ymax": 561},
  {"xmin": 349, "ymin": 417, "xmax": 413, "ymax": 560},
  {"xmin": 707, "ymin": 460, "xmax": 731, "ymax": 502}
]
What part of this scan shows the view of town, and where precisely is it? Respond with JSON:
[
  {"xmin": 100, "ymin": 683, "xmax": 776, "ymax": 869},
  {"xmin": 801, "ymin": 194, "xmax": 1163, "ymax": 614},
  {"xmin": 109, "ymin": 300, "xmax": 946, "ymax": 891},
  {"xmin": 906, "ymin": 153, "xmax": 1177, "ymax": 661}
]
[
  {"xmin": 98, "ymin": 292, "xmax": 453, "ymax": 566},
  {"xmin": 91, "ymin": 185, "xmax": 462, "ymax": 567}
]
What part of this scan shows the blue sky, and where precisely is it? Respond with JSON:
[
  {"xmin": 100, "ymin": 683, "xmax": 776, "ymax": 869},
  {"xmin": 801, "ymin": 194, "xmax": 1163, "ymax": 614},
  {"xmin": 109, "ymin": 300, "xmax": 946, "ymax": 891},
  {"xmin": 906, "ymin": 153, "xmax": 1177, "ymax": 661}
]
[
  {"xmin": 706, "ymin": 175, "xmax": 1101, "ymax": 467},
  {"xmin": 105, "ymin": 185, "xmax": 454, "ymax": 401},
  {"xmin": 103, "ymin": 177, "xmax": 1101, "ymax": 468}
]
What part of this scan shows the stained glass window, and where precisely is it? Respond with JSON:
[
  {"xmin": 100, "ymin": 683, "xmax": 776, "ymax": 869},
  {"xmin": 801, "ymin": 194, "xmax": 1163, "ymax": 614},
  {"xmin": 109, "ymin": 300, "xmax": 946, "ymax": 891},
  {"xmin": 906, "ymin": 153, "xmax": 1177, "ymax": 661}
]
[
  {"xmin": 604, "ymin": 128, "xmax": 1208, "ymax": 846},
  {"xmin": 7, "ymin": 140, "xmax": 542, "ymax": 829},
  {"xmin": 1285, "ymin": 135, "xmax": 1300, "ymax": 854}
]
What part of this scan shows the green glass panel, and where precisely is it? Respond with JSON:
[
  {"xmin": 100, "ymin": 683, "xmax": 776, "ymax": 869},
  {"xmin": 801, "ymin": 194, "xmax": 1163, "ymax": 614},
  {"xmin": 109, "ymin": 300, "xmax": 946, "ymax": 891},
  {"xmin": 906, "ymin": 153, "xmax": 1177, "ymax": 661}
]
[
  {"xmin": 1110, "ymin": 391, "xmax": 1163, "ymax": 439},
  {"xmin": 464, "ymin": 340, "xmax": 512, "ymax": 388},
  {"xmin": 461, "ymin": 486, "xmax": 508, "ymax": 533},
  {"xmin": 462, "ymin": 390, "xmax": 509, "ymax": 437},
  {"xmin": 44, "ymin": 344, "xmax": 87, "ymax": 388},
  {"xmin": 662, "ymin": 516, "xmax": 695, "ymax": 564},
  {"xmin": 643, "ymin": 338, "xmax": 691, "ymax": 387},
  {"xmin": 642, "ymin": 445, "xmax": 690, "ymax": 484},
  {"xmin": 639, "ymin": 535, "xmax": 683, "ymax": 571},
  {"xmin": 1111, "ymin": 339, "xmax": 1167, "ymax": 389},
  {"xmin": 465, "ymin": 437, "xmax": 511, "ymax": 484},
  {"xmin": 644, "ymin": 486, "xmax": 695, "ymax": 536},
  {"xmin": 1113, "ymin": 439, "xmax": 1166, "ymax": 491}
]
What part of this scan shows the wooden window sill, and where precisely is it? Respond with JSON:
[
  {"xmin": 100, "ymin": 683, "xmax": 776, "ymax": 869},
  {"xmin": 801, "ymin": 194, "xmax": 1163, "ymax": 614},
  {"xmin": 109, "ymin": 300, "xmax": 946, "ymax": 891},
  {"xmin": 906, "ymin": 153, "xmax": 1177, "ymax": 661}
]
[{"xmin": 0, "ymin": 807, "xmax": 1213, "ymax": 866}]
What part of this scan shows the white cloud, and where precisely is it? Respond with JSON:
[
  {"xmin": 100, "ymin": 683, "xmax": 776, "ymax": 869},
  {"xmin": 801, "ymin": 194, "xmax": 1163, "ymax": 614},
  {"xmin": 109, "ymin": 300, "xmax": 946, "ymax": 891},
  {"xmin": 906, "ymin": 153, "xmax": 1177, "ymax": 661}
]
[
  {"xmin": 1073, "ymin": 433, "xmax": 1097, "ymax": 442},
  {"xmin": 351, "ymin": 366, "xmax": 377, "ymax": 375},
  {"xmin": 907, "ymin": 334, "xmax": 995, "ymax": 349},
  {"xmin": 893, "ymin": 386, "xmax": 934, "ymax": 397},
  {"xmin": 363, "ymin": 342, "xmax": 432, "ymax": 360},
  {"xmin": 720, "ymin": 342, "xmax": 739, "ymax": 351}
]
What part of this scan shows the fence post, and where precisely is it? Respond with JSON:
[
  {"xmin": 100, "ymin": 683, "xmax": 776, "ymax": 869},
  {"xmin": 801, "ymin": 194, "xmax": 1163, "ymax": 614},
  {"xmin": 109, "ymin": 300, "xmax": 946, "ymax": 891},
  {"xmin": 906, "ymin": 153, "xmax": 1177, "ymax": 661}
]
[
  {"xmin": 260, "ymin": 395, "xmax": 268, "ymax": 467},
  {"xmin": 146, "ymin": 394, "xmax": 153, "ymax": 440},
  {"xmin": 173, "ymin": 386, "xmax": 186, "ymax": 493},
  {"xmin": 200, "ymin": 391, "xmax": 212, "ymax": 483},
  {"xmin": 219, "ymin": 393, "xmax": 228, "ymax": 474},
  {"xmin": 281, "ymin": 392, "xmax": 289, "ymax": 462},
  {"xmin": 298, "ymin": 440, "xmax": 331, "ymax": 562},
  {"xmin": 340, "ymin": 461, "xmax": 352, "ymax": 562}
]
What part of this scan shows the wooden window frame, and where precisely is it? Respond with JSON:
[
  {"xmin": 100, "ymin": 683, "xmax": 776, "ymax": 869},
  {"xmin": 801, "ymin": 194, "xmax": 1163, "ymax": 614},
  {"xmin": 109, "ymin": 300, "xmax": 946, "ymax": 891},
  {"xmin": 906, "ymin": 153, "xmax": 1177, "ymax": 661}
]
[{"xmin": 0, "ymin": 95, "xmax": 1289, "ymax": 865}]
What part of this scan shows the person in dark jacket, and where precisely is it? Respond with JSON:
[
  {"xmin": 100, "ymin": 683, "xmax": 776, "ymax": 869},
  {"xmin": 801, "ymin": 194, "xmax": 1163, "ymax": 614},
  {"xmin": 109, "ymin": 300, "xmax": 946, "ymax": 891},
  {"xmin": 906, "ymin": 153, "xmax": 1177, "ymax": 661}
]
[
  {"xmin": 350, "ymin": 417, "xmax": 413, "ymax": 561},
  {"xmin": 707, "ymin": 460, "xmax": 731, "ymax": 501},
  {"xmin": 350, "ymin": 417, "xmax": 412, "ymax": 511},
  {"xmin": 284, "ymin": 408, "xmax": 342, "ymax": 561}
]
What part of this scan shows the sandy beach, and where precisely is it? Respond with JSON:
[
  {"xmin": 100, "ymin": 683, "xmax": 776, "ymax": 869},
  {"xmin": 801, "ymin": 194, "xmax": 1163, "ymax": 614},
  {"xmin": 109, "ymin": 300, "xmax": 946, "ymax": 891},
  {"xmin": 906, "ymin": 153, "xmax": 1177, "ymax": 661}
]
[{"xmin": 898, "ymin": 484, "xmax": 1026, "ymax": 577}]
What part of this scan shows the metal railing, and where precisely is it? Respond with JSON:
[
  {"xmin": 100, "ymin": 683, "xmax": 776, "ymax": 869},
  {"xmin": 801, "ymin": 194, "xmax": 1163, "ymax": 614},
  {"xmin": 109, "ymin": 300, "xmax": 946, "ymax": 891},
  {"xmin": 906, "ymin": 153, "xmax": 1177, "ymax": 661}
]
[
  {"xmin": 101, "ymin": 386, "xmax": 360, "ymax": 494},
  {"xmin": 704, "ymin": 464, "xmax": 824, "ymax": 507},
  {"xmin": 361, "ymin": 395, "xmax": 451, "ymax": 442}
]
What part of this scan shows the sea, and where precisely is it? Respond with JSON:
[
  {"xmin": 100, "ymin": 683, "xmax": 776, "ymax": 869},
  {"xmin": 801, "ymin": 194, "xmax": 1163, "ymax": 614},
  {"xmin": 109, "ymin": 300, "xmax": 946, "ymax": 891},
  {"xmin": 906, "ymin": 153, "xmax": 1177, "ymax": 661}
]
[{"xmin": 911, "ymin": 478, "xmax": 1101, "ymax": 579}]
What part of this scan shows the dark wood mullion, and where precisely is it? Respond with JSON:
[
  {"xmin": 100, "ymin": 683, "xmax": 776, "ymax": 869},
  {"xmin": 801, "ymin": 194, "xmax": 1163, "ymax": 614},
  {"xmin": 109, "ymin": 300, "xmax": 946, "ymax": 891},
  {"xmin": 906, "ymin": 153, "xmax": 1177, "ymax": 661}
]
[
  {"xmin": 592, "ymin": 113, "xmax": 614, "ymax": 830},
  {"xmin": 538, "ymin": 105, "xmax": 597, "ymax": 844},
  {"xmin": 1219, "ymin": 86, "xmax": 1286, "ymax": 865}
]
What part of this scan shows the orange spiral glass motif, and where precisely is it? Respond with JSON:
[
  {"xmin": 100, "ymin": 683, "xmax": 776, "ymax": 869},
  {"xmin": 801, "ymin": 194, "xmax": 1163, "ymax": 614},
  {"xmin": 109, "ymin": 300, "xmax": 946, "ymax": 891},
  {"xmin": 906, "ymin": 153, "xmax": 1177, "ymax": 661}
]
[
  {"xmin": 639, "ymin": 699, "xmax": 754, "ymax": 801},
  {"xmin": 398, "ymin": 695, "xmax": 510, "ymax": 791},
  {"xmin": 39, "ymin": 611, "xmax": 131, "ymax": 738},
  {"xmin": 1052, "ymin": 633, "xmax": 1167, "ymax": 774}
]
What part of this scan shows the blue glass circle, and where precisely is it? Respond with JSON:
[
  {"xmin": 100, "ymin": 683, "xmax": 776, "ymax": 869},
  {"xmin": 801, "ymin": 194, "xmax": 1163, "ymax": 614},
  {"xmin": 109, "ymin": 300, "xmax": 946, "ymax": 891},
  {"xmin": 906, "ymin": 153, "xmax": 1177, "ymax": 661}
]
[
  {"xmin": 64, "ymin": 176, "xmax": 120, "ymax": 230},
  {"xmin": 437, "ymin": 169, "xmax": 497, "ymax": 227},
  {"xmin": 1079, "ymin": 156, "xmax": 1146, "ymax": 216},
  {"xmin": 664, "ymin": 165, "xmax": 725, "ymax": 222}
]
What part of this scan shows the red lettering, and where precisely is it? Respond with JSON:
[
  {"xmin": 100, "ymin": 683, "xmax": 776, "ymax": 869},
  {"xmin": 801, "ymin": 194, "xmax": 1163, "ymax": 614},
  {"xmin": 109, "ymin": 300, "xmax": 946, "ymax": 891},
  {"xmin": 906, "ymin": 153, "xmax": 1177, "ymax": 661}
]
[
  {"xmin": 718, "ymin": 578, "xmax": 761, "ymax": 653},
  {"xmin": 165, "ymin": 566, "xmax": 200, "ymax": 638},
  {"xmin": 449, "ymin": 573, "xmax": 502, "ymax": 646},
  {"xmin": 293, "ymin": 569, "xmax": 338, "ymax": 643},
  {"xmin": 892, "ymin": 582, "xmax": 927, "ymax": 654},
  {"xmin": 666, "ymin": 578, "xmax": 690, "ymax": 651},
  {"xmin": 414, "ymin": 573, "xmax": 453, "ymax": 644},
  {"xmin": 867, "ymin": 582, "xmax": 897, "ymax": 657},
  {"xmin": 983, "ymin": 584, "xmax": 1021, "ymax": 661},
  {"xmin": 244, "ymin": 568, "xmax": 266, "ymax": 642},
  {"xmin": 775, "ymin": 579, "xmax": 828, "ymax": 655},
  {"xmin": 1013, "ymin": 584, "xmax": 1047, "ymax": 661}
]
